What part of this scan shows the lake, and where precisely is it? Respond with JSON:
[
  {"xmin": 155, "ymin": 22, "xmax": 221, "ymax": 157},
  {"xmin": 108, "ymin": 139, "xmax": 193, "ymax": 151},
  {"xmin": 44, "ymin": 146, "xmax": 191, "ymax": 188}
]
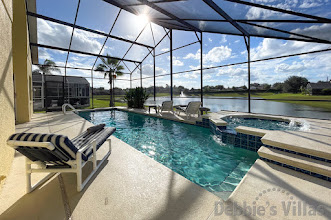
[{"xmin": 145, "ymin": 96, "xmax": 331, "ymax": 120}]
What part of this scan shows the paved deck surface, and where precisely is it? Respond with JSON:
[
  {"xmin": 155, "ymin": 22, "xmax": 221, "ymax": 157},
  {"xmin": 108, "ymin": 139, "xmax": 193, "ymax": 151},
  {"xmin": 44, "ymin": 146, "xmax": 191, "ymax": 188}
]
[
  {"xmin": 212, "ymin": 160, "xmax": 331, "ymax": 220},
  {"xmin": 0, "ymin": 110, "xmax": 330, "ymax": 220}
]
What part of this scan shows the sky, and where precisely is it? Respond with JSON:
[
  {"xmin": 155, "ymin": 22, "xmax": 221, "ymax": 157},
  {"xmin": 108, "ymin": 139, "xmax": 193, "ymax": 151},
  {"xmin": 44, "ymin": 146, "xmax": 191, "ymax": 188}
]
[{"xmin": 32, "ymin": 0, "xmax": 331, "ymax": 90}]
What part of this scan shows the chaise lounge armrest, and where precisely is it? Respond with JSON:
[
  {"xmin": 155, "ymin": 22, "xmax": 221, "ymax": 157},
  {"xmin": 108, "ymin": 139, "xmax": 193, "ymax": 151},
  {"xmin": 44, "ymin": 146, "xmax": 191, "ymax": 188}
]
[{"xmin": 174, "ymin": 105, "xmax": 187, "ymax": 112}]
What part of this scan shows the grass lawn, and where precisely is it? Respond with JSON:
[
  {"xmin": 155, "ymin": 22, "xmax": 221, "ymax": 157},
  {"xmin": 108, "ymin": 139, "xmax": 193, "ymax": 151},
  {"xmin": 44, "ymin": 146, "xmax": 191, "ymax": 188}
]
[
  {"xmin": 254, "ymin": 93, "xmax": 331, "ymax": 111},
  {"xmin": 85, "ymin": 98, "xmax": 126, "ymax": 109}
]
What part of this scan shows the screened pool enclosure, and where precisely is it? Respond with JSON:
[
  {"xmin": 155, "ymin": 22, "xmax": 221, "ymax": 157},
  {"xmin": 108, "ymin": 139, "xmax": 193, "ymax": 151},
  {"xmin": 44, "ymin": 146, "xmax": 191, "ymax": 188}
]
[{"xmin": 27, "ymin": 0, "xmax": 331, "ymax": 118}]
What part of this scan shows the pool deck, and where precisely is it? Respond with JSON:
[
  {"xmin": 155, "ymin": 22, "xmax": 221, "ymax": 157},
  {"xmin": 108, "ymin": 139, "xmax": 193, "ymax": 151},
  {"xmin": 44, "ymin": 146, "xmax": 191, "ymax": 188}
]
[{"xmin": 0, "ymin": 109, "xmax": 330, "ymax": 219}]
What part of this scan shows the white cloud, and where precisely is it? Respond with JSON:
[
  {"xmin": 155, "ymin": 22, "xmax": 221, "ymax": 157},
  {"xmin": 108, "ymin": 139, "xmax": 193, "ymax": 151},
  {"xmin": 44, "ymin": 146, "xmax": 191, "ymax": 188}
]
[
  {"xmin": 37, "ymin": 19, "xmax": 71, "ymax": 48},
  {"xmin": 184, "ymin": 46, "xmax": 232, "ymax": 63},
  {"xmin": 184, "ymin": 52, "xmax": 199, "ymax": 60},
  {"xmin": 220, "ymin": 35, "xmax": 227, "ymax": 44},
  {"xmin": 246, "ymin": 7, "xmax": 278, "ymax": 20},
  {"xmin": 173, "ymin": 59, "xmax": 184, "ymax": 66},
  {"xmin": 38, "ymin": 48, "xmax": 52, "ymax": 60},
  {"xmin": 275, "ymin": 62, "xmax": 306, "ymax": 73},
  {"xmin": 161, "ymin": 48, "xmax": 169, "ymax": 52},
  {"xmin": 291, "ymin": 24, "xmax": 331, "ymax": 41},
  {"xmin": 251, "ymin": 38, "xmax": 329, "ymax": 60},
  {"xmin": 208, "ymin": 38, "xmax": 213, "ymax": 42},
  {"xmin": 216, "ymin": 66, "xmax": 247, "ymax": 77},
  {"xmin": 205, "ymin": 46, "xmax": 232, "ymax": 63},
  {"xmin": 182, "ymin": 72, "xmax": 199, "ymax": 79},
  {"xmin": 198, "ymin": 21, "xmax": 206, "ymax": 30},
  {"xmin": 38, "ymin": 19, "xmax": 104, "ymax": 54},
  {"xmin": 165, "ymin": 56, "xmax": 184, "ymax": 66},
  {"xmin": 142, "ymin": 64, "xmax": 167, "ymax": 76},
  {"xmin": 203, "ymin": 74, "xmax": 212, "ymax": 80},
  {"xmin": 187, "ymin": 64, "xmax": 218, "ymax": 76},
  {"xmin": 245, "ymin": 2, "xmax": 296, "ymax": 20},
  {"xmin": 299, "ymin": 0, "xmax": 323, "ymax": 8}
]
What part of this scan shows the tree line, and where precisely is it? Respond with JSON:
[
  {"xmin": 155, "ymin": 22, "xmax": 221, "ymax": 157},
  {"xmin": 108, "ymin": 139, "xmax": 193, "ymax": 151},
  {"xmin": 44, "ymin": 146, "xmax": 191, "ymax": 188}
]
[{"xmin": 93, "ymin": 76, "xmax": 319, "ymax": 95}]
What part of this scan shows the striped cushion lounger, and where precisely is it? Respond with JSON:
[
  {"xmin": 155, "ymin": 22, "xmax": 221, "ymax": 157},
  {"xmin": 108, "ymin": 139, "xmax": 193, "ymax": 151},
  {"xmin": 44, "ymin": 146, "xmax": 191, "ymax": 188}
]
[{"xmin": 7, "ymin": 126, "xmax": 115, "ymax": 192}]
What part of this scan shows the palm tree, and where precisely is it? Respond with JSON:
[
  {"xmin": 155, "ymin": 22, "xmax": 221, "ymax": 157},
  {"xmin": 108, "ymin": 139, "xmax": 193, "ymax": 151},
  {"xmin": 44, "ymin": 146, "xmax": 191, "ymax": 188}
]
[
  {"xmin": 95, "ymin": 56, "xmax": 124, "ymax": 107},
  {"xmin": 32, "ymin": 59, "xmax": 60, "ymax": 110},
  {"xmin": 32, "ymin": 59, "xmax": 60, "ymax": 75}
]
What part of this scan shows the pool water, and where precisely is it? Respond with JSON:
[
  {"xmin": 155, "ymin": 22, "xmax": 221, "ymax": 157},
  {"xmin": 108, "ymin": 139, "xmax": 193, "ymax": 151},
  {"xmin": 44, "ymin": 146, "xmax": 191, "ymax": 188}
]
[
  {"xmin": 78, "ymin": 110, "xmax": 258, "ymax": 198},
  {"xmin": 222, "ymin": 116, "xmax": 301, "ymax": 132}
]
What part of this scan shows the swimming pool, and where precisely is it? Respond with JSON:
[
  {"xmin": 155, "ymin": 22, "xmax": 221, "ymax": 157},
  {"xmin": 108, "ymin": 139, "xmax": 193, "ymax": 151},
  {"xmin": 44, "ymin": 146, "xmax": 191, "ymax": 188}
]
[
  {"xmin": 78, "ymin": 110, "xmax": 258, "ymax": 198},
  {"xmin": 222, "ymin": 116, "xmax": 302, "ymax": 132}
]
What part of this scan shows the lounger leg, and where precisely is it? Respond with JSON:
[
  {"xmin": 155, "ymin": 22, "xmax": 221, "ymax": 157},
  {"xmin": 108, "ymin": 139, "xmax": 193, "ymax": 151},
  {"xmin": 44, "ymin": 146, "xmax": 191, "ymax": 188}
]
[
  {"xmin": 26, "ymin": 158, "xmax": 32, "ymax": 193},
  {"xmin": 107, "ymin": 139, "xmax": 112, "ymax": 154},
  {"xmin": 92, "ymin": 140, "xmax": 97, "ymax": 170},
  {"xmin": 76, "ymin": 153, "xmax": 82, "ymax": 192}
]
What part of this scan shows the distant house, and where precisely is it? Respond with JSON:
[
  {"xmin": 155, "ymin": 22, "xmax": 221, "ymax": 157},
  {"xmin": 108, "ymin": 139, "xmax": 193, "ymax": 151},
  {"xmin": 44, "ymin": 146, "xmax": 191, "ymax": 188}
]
[
  {"xmin": 32, "ymin": 73, "xmax": 90, "ymax": 110},
  {"xmin": 250, "ymin": 83, "xmax": 265, "ymax": 90},
  {"xmin": 306, "ymin": 81, "xmax": 331, "ymax": 95}
]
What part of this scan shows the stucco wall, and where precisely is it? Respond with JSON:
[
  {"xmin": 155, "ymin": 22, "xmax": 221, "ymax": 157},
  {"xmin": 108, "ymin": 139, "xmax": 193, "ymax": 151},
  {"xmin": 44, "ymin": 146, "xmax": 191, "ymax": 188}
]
[
  {"xmin": 13, "ymin": 0, "xmax": 32, "ymax": 123},
  {"xmin": 0, "ymin": 0, "xmax": 15, "ymax": 190},
  {"xmin": 0, "ymin": 0, "xmax": 33, "ymax": 191}
]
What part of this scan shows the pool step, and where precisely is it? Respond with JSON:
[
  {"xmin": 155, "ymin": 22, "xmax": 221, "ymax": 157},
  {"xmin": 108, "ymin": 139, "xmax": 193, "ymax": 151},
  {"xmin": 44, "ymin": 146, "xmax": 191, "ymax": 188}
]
[
  {"xmin": 261, "ymin": 131, "xmax": 331, "ymax": 161},
  {"xmin": 220, "ymin": 162, "xmax": 248, "ymax": 191},
  {"xmin": 258, "ymin": 146, "xmax": 331, "ymax": 180}
]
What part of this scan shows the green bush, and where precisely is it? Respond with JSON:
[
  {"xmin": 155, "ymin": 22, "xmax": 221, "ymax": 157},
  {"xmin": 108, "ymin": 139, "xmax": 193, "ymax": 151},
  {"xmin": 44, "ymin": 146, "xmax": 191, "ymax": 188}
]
[
  {"xmin": 322, "ymin": 88, "xmax": 331, "ymax": 95},
  {"xmin": 124, "ymin": 87, "xmax": 149, "ymax": 108}
]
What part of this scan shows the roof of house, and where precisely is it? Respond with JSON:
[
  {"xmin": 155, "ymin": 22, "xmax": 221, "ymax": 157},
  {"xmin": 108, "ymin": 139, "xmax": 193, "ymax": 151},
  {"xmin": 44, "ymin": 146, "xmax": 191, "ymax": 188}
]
[
  {"xmin": 308, "ymin": 82, "xmax": 331, "ymax": 90},
  {"xmin": 32, "ymin": 73, "xmax": 89, "ymax": 85}
]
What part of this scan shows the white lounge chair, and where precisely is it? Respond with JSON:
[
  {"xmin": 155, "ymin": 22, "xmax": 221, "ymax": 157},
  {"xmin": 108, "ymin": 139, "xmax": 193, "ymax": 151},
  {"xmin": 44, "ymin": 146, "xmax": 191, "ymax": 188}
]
[
  {"xmin": 6, "ymin": 124, "xmax": 115, "ymax": 193},
  {"xmin": 158, "ymin": 101, "xmax": 174, "ymax": 114},
  {"xmin": 175, "ymin": 101, "xmax": 202, "ymax": 119}
]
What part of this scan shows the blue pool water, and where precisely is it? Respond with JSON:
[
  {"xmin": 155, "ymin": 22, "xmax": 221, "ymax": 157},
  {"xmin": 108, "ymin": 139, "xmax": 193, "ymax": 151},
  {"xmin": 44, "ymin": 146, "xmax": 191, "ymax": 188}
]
[
  {"xmin": 222, "ymin": 116, "xmax": 301, "ymax": 132},
  {"xmin": 78, "ymin": 110, "xmax": 258, "ymax": 197}
]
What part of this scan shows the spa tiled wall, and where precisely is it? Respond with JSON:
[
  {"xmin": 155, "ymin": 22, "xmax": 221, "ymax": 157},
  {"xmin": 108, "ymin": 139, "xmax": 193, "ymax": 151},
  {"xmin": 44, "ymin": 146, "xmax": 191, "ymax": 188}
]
[{"xmin": 208, "ymin": 120, "xmax": 263, "ymax": 152}]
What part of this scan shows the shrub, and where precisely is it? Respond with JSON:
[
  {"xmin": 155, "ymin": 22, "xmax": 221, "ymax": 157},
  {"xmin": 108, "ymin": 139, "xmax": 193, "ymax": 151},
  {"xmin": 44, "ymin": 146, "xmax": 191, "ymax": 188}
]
[
  {"xmin": 322, "ymin": 88, "xmax": 331, "ymax": 95},
  {"xmin": 124, "ymin": 87, "xmax": 149, "ymax": 108}
]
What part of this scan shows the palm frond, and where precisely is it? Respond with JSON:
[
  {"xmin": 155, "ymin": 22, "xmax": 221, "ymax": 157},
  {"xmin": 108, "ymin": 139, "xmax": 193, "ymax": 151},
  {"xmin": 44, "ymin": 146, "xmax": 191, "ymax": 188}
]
[
  {"xmin": 95, "ymin": 63, "xmax": 107, "ymax": 71},
  {"xmin": 102, "ymin": 54, "xmax": 120, "ymax": 69},
  {"xmin": 32, "ymin": 69, "xmax": 41, "ymax": 74},
  {"xmin": 100, "ymin": 57, "xmax": 107, "ymax": 64},
  {"xmin": 49, "ymin": 67, "xmax": 61, "ymax": 73},
  {"xmin": 106, "ymin": 57, "xmax": 112, "ymax": 67},
  {"xmin": 116, "ymin": 71, "xmax": 124, "ymax": 77},
  {"xmin": 109, "ymin": 58, "xmax": 119, "ymax": 66},
  {"xmin": 116, "ymin": 65, "xmax": 124, "ymax": 71},
  {"xmin": 44, "ymin": 59, "xmax": 56, "ymax": 66},
  {"xmin": 38, "ymin": 59, "xmax": 60, "ymax": 74}
]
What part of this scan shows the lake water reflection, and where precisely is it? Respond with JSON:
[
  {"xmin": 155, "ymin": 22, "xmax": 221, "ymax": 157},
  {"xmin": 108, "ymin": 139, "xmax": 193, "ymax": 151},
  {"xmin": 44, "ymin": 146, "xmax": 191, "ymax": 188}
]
[{"xmin": 145, "ymin": 96, "xmax": 331, "ymax": 119}]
